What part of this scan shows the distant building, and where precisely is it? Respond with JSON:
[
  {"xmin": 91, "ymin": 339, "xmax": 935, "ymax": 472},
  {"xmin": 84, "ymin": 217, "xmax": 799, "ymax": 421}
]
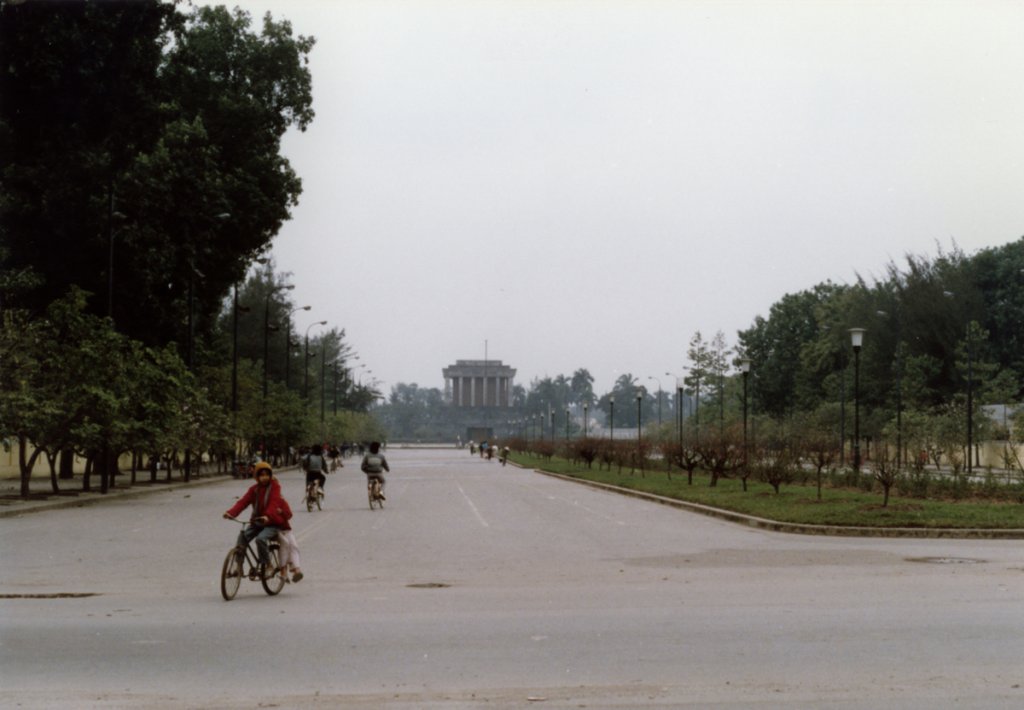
[{"xmin": 443, "ymin": 359, "xmax": 516, "ymax": 407}]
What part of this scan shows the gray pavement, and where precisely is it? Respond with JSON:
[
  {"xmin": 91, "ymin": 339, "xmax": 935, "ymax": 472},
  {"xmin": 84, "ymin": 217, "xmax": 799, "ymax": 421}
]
[{"xmin": 2, "ymin": 449, "xmax": 1023, "ymax": 709}]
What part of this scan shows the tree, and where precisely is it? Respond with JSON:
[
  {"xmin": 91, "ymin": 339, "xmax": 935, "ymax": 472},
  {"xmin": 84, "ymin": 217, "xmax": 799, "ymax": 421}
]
[{"xmin": 2, "ymin": 1, "xmax": 315, "ymax": 355}]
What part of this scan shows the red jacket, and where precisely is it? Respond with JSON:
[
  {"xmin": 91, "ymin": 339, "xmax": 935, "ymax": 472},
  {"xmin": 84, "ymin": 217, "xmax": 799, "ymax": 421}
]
[
  {"xmin": 225, "ymin": 478, "xmax": 288, "ymax": 527},
  {"xmin": 273, "ymin": 496, "xmax": 294, "ymax": 532}
]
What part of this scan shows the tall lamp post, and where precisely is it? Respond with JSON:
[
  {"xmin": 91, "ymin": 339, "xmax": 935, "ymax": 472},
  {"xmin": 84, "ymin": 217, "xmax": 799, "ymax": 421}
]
[
  {"xmin": 648, "ymin": 376, "xmax": 663, "ymax": 428},
  {"xmin": 263, "ymin": 284, "xmax": 294, "ymax": 400},
  {"xmin": 636, "ymin": 391, "xmax": 643, "ymax": 444},
  {"xmin": 966, "ymin": 324, "xmax": 974, "ymax": 475},
  {"xmin": 320, "ymin": 341, "xmax": 328, "ymax": 440},
  {"xmin": 284, "ymin": 305, "xmax": 311, "ymax": 390},
  {"xmin": 672, "ymin": 374, "xmax": 684, "ymax": 448},
  {"xmin": 609, "ymin": 396, "xmax": 615, "ymax": 441},
  {"xmin": 583, "ymin": 404, "xmax": 589, "ymax": 437},
  {"xmin": 849, "ymin": 328, "xmax": 866, "ymax": 473},
  {"xmin": 740, "ymin": 358, "xmax": 751, "ymax": 475},
  {"xmin": 565, "ymin": 408, "xmax": 570, "ymax": 441},
  {"xmin": 303, "ymin": 320, "xmax": 327, "ymax": 400},
  {"xmin": 231, "ymin": 283, "xmax": 250, "ymax": 450}
]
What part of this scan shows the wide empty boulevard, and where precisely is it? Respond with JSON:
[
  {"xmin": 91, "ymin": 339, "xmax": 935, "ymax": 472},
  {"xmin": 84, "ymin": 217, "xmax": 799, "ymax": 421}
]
[{"xmin": 2, "ymin": 448, "xmax": 1022, "ymax": 708}]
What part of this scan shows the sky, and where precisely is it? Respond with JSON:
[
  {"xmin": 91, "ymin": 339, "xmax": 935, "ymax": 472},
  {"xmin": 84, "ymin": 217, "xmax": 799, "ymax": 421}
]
[{"xmin": 214, "ymin": 0, "xmax": 1024, "ymax": 397}]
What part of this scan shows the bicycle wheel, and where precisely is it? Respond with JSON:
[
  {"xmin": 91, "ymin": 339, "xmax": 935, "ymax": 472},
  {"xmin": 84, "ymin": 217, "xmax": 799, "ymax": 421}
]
[
  {"xmin": 368, "ymin": 483, "xmax": 375, "ymax": 510},
  {"xmin": 316, "ymin": 490, "xmax": 322, "ymax": 511},
  {"xmin": 220, "ymin": 546, "xmax": 244, "ymax": 601},
  {"xmin": 306, "ymin": 488, "xmax": 314, "ymax": 513},
  {"xmin": 261, "ymin": 546, "xmax": 286, "ymax": 595}
]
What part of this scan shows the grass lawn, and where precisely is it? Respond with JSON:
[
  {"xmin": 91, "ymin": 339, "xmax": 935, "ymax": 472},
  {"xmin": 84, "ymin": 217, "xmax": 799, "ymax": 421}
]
[{"xmin": 511, "ymin": 453, "xmax": 1024, "ymax": 530}]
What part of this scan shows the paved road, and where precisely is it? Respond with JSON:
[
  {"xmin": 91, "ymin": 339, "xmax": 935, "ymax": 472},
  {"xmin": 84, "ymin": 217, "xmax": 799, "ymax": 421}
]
[{"xmin": 1, "ymin": 449, "xmax": 1022, "ymax": 709}]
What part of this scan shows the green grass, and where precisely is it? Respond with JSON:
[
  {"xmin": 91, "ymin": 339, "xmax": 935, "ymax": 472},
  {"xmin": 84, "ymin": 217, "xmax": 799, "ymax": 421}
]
[{"xmin": 511, "ymin": 454, "xmax": 1024, "ymax": 529}]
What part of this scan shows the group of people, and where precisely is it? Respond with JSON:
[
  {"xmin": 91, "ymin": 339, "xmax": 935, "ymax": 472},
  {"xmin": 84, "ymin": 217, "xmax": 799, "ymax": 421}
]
[
  {"xmin": 468, "ymin": 440, "xmax": 511, "ymax": 465},
  {"xmin": 223, "ymin": 442, "xmax": 391, "ymax": 583}
]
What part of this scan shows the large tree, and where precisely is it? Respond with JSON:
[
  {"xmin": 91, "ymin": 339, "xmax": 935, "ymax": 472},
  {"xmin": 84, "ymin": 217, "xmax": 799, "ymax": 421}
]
[{"xmin": 1, "ymin": 0, "xmax": 315, "ymax": 353}]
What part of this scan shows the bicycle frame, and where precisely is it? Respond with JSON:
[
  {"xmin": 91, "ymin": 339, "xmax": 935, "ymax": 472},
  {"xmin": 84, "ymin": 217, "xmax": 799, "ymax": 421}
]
[{"xmin": 221, "ymin": 518, "xmax": 285, "ymax": 600}]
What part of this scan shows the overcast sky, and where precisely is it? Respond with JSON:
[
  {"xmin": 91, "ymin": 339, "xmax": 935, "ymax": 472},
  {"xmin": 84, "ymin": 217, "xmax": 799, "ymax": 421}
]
[{"xmin": 217, "ymin": 0, "xmax": 1024, "ymax": 396}]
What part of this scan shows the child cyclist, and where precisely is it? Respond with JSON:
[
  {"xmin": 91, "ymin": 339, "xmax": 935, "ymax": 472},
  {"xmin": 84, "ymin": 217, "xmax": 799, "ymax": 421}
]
[
  {"xmin": 222, "ymin": 461, "xmax": 288, "ymax": 578},
  {"xmin": 360, "ymin": 441, "xmax": 390, "ymax": 500}
]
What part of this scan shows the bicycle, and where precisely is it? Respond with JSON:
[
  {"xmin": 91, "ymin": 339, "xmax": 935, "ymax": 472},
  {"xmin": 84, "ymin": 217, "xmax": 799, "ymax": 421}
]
[
  {"xmin": 305, "ymin": 479, "xmax": 323, "ymax": 512},
  {"xmin": 367, "ymin": 477, "xmax": 384, "ymax": 510},
  {"xmin": 220, "ymin": 519, "xmax": 287, "ymax": 601}
]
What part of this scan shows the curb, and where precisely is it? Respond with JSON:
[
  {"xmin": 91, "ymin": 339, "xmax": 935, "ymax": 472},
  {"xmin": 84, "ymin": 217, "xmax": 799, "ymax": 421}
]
[
  {"xmin": 532, "ymin": 468, "xmax": 1024, "ymax": 540},
  {"xmin": 0, "ymin": 466, "xmax": 302, "ymax": 519}
]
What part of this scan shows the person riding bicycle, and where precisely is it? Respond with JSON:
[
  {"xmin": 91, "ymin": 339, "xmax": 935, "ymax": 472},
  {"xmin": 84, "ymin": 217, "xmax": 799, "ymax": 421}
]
[
  {"xmin": 360, "ymin": 441, "xmax": 390, "ymax": 500},
  {"xmin": 302, "ymin": 443, "xmax": 328, "ymax": 497},
  {"xmin": 223, "ymin": 461, "xmax": 287, "ymax": 578}
]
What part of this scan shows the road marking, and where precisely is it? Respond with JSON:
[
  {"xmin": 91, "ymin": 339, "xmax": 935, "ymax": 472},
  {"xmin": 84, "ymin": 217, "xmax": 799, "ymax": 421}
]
[
  {"xmin": 522, "ymin": 481, "xmax": 626, "ymax": 525},
  {"xmin": 457, "ymin": 481, "xmax": 489, "ymax": 527}
]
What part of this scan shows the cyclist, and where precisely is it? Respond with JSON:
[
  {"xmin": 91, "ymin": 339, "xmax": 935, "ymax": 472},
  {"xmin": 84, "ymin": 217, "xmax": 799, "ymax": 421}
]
[
  {"xmin": 360, "ymin": 441, "xmax": 390, "ymax": 500},
  {"xmin": 302, "ymin": 443, "xmax": 328, "ymax": 497},
  {"xmin": 223, "ymin": 461, "xmax": 287, "ymax": 578}
]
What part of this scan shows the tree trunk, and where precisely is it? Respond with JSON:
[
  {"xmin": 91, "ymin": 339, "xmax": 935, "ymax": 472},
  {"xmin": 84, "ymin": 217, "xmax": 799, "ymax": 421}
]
[
  {"xmin": 99, "ymin": 445, "xmax": 109, "ymax": 494},
  {"xmin": 59, "ymin": 447, "xmax": 75, "ymax": 480},
  {"xmin": 82, "ymin": 455, "xmax": 93, "ymax": 492},
  {"xmin": 18, "ymin": 435, "xmax": 40, "ymax": 498}
]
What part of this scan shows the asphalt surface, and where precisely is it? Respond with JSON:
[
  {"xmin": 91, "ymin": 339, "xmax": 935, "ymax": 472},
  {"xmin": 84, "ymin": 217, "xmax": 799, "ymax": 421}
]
[{"xmin": 2, "ymin": 448, "xmax": 1023, "ymax": 709}]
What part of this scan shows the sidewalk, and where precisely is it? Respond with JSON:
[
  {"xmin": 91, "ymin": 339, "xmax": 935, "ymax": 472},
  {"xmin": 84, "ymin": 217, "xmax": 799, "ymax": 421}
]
[{"xmin": 0, "ymin": 466, "xmax": 300, "ymax": 519}]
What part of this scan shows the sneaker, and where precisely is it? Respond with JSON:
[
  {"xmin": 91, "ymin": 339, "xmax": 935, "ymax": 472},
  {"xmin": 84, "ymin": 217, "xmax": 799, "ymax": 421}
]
[
  {"xmin": 380, "ymin": 492, "xmax": 386, "ymax": 501},
  {"xmin": 292, "ymin": 571, "xmax": 304, "ymax": 583},
  {"xmin": 318, "ymin": 487, "xmax": 325, "ymax": 497}
]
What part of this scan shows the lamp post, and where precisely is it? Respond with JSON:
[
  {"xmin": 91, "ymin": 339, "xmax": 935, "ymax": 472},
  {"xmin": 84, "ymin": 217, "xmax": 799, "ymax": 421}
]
[
  {"xmin": 284, "ymin": 306, "xmax": 311, "ymax": 390},
  {"xmin": 549, "ymin": 408, "xmax": 554, "ymax": 444},
  {"xmin": 966, "ymin": 324, "xmax": 974, "ymax": 475},
  {"xmin": 320, "ymin": 342, "xmax": 328, "ymax": 440},
  {"xmin": 609, "ymin": 396, "xmax": 615, "ymax": 441},
  {"xmin": 839, "ymin": 359, "xmax": 846, "ymax": 467},
  {"xmin": 849, "ymin": 328, "xmax": 866, "ymax": 473},
  {"xmin": 583, "ymin": 404, "xmax": 589, "ymax": 437},
  {"xmin": 740, "ymin": 358, "xmax": 751, "ymax": 475},
  {"xmin": 636, "ymin": 391, "xmax": 643, "ymax": 444},
  {"xmin": 878, "ymin": 310, "xmax": 904, "ymax": 468},
  {"xmin": 332, "ymin": 363, "xmax": 339, "ymax": 416},
  {"xmin": 303, "ymin": 320, "xmax": 327, "ymax": 400},
  {"xmin": 263, "ymin": 284, "xmax": 294, "ymax": 400},
  {"xmin": 671, "ymin": 373, "xmax": 684, "ymax": 448},
  {"xmin": 565, "ymin": 408, "xmax": 570, "ymax": 441},
  {"xmin": 648, "ymin": 376, "xmax": 663, "ymax": 428}
]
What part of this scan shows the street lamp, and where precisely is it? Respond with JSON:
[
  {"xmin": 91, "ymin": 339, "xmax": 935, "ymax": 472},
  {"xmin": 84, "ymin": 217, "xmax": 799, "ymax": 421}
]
[
  {"xmin": 740, "ymin": 358, "xmax": 752, "ymax": 475},
  {"xmin": 671, "ymin": 374, "xmax": 684, "ymax": 448},
  {"xmin": 609, "ymin": 396, "xmax": 615, "ymax": 441},
  {"xmin": 231, "ymin": 283, "xmax": 250, "ymax": 435},
  {"xmin": 320, "ymin": 341, "xmax": 328, "ymax": 439},
  {"xmin": 565, "ymin": 408, "xmax": 570, "ymax": 441},
  {"xmin": 878, "ymin": 310, "xmax": 904, "ymax": 468},
  {"xmin": 583, "ymin": 404, "xmax": 589, "ymax": 437},
  {"xmin": 648, "ymin": 376, "xmax": 663, "ymax": 428},
  {"xmin": 263, "ymin": 284, "xmax": 294, "ymax": 400},
  {"xmin": 303, "ymin": 320, "xmax": 327, "ymax": 400},
  {"xmin": 849, "ymin": 327, "xmax": 866, "ymax": 473},
  {"xmin": 636, "ymin": 391, "xmax": 643, "ymax": 445},
  {"xmin": 284, "ymin": 305, "xmax": 311, "ymax": 390}
]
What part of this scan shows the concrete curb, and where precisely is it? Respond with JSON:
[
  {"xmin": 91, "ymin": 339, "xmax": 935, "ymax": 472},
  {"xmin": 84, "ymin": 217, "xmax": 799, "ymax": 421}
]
[
  {"xmin": 0, "ymin": 466, "xmax": 303, "ymax": 519},
  {"xmin": 0, "ymin": 474, "xmax": 236, "ymax": 518},
  {"xmin": 532, "ymin": 468, "xmax": 1024, "ymax": 540}
]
